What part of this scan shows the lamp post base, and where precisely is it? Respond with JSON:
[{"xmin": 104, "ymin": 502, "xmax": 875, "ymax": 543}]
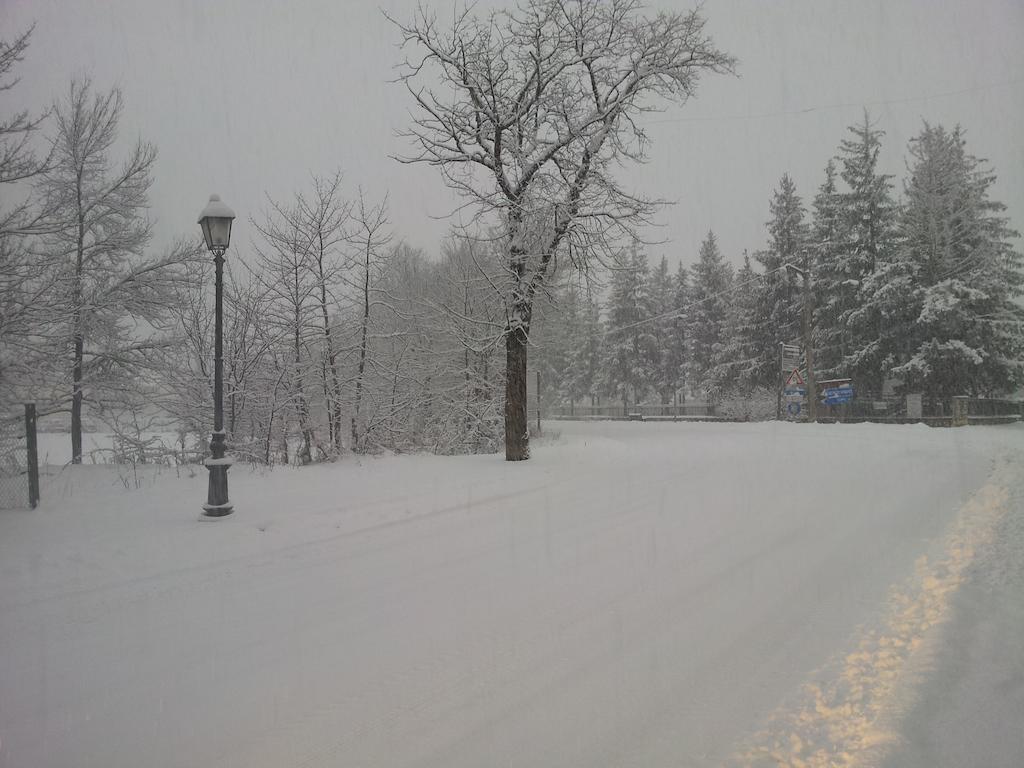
[
  {"xmin": 202, "ymin": 450, "xmax": 233, "ymax": 517},
  {"xmin": 201, "ymin": 500, "xmax": 234, "ymax": 517}
]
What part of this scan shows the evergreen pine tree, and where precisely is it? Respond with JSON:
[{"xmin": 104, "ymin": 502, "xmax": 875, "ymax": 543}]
[
  {"xmin": 834, "ymin": 111, "xmax": 899, "ymax": 396},
  {"xmin": 532, "ymin": 283, "xmax": 578, "ymax": 405},
  {"xmin": 891, "ymin": 123, "xmax": 1024, "ymax": 399},
  {"xmin": 810, "ymin": 159, "xmax": 847, "ymax": 376},
  {"xmin": 752, "ymin": 174, "xmax": 808, "ymax": 387},
  {"xmin": 688, "ymin": 231, "xmax": 733, "ymax": 402},
  {"xmin": 566, "ymin": 288, "xmax": 605, "ymax": 408},
  {"xmin": 602, "ymin": 247, "xmax": 657, "ymax": 411},
  {"xmin": 713, "ymin": 251, "xmax": 760, "ymax": 394},
  {"xmin": 670, "ymin": 264, "xmax": 691, "ymax": 402},
  {"xmin": 551, "ymin": 283, "xmax": 604, "ymax": 411},
  {"xmin": 648, "ymin": 256, "xmax": 683, "ymax": 405}
]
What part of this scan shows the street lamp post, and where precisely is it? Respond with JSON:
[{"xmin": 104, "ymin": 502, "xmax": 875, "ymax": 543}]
[{"xmin": 198, "ymin": 194, "xmax": 236, "ymax": 517}]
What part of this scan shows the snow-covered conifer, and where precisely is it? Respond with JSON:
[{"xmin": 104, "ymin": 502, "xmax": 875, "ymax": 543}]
[
  {"xmin": 713, "ymin": 251, "xmax": 760, "ymax": 394},
  {"xmin": 687, "ymin": 231, "xmax": 733, "ymax": 402},
  {"xmin": 752, "ymin": 174, "xmax": 808, "ymax": 387},
  {"xmin": 832, "ymin": 112, "xmax": 899, "ymax": 396},
  {"xmin": 891, "ymin": 123, "xmax": 1023, "ymax": 399},
  {"xmin": 647, "ymin": 256, "xmax": 684, "ymax": 406},
  {"xmin": 602, "ymin": 247, "xmax": 658, "ymax": 412}
]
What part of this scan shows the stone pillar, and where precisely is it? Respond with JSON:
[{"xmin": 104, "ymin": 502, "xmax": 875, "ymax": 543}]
[
  {"xmin": 951, "ymin": 396, "xmax": 969, "ymax": 427},
  {"xmin": 905, "ymin": 393, "xmax": 922, "ymax": 420}
]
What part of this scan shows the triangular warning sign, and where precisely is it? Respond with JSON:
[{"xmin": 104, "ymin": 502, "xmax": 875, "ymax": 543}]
[{"xmin": 785, "ymin": 368, "xmax": 805, "ymax": 387}]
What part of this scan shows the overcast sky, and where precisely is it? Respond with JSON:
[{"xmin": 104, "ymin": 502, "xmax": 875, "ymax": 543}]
[{"xmin": 3, "ymin": 0, "xmax": 1022, "ymax": 270}]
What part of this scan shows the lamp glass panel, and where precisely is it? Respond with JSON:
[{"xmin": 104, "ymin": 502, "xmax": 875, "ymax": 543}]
[{"xmin": 201, "ymin": 217, "xmax": 232, "ymax": 250}]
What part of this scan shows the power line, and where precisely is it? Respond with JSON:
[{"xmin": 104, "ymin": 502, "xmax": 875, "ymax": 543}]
[{"xmin": 648, "ymin": 77, "xmax": 1024, "ymax": 126}]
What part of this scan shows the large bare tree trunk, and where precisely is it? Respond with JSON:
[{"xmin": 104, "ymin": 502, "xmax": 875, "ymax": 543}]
[{"xmin": 504, "ymin": 327, "xmax": 529, "ymax": 461}]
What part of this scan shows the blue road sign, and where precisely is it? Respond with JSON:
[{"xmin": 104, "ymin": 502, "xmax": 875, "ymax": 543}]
[
  {"xmin": 822, "ymin": 385, "xmax": 854, "ymax": 405},
  {"xmin": 823, "ymin": 386, "xmax": 853, "ymax": 395},
  {"xmin": 823, "ymin": 394, "xmax": 854, "ymax": 405},
  {"xmin": 784, "ymin": 387, "xmax": 806, "ymax": 397},
  {"xmin": 786, "ymin": 402, "xmax": 802, "ymax": 415}
]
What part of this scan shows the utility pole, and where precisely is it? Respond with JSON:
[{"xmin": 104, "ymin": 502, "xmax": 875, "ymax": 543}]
[
  {"xmin": 802, "ymin": 274, "xmax": 817, "ymax": 423},
  {"xmin": 777, "ymin": 342, "xmax": 784, "ymax": 420},
  {"xmin": 786, "ymin": 263, "xmax": 817, "ymax": 423},
  {"xmin": 536, "ymin": 369, "xmax": 541, "ymax": 435}
]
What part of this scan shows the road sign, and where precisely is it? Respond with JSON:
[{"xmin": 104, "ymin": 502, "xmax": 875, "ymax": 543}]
[
  {"xmin": 821, "ymin": 385, "xmax": 854, "ymax": 405},
  {"xmin": 784, "ymin": 387, "xmax": 806, "ymax": 397},
  {"xmin": 823, "ymin": 395, "xmax": 853, "ymax": 405},
  {"xmin": 781, "ymin": 343, "xmax": 802, "ymax": 372},
  {"xmin": 786, "ymin": 402, "xmax": 802, "ymax": 415},
  {"xmin": 785, "ymin": 368, "xmax": 805, "ymax": 387}
]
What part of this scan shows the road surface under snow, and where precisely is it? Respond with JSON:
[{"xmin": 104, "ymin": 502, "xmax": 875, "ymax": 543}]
[{"xmin": 1, "ymin": 421, "xmax": 1021, "ymax": 767}]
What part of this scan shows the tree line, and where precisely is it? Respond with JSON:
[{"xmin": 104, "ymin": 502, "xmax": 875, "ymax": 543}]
[
  {"xmin": 0, "ymin": 28, "xmax": 512, "ymax": 462},
  {"xmin": 2, "ymin": 7, "xmax": 1021, "ymax": 468},
  {"xmin": 532, "ymin": 113, "xmax": 1023, "ymax": 415}
]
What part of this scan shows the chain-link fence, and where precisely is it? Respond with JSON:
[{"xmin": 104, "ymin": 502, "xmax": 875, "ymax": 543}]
[{"xmin": 0, "ymin": 404, "xmax": 40, "ymax": 509}]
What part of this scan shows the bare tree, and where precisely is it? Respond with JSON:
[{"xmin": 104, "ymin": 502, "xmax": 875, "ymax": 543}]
[
  {"xmin": 0, "ymin": 26, "xmax": 51, "ymax": 234},
  {"xmin": 296, "ymin": 172, "xmax": 349, "ymax": 454},
  {"xmin": 363, "ymin": 242, "xmax": 437, "ymax": 451},
  {"xmin": 391, "ymin": 0, "xmax": 734, "ymax": 459},
  {"xmin": 253, "ymin": 198, "xmax": 321, "ymax": 464},
  {"xmin": 223, "ymin": 266, "xmax": 277, "ymax": 441},
  {"xmin": 38, "ymin": 79, "xmax": 190, "ymax": 462},
  {"xmin": 156, "ymin": 258, "xmax": 213, "ymax": 442},
  {"xmin": 428, "ymin": 235, "xmax": 506, "ymax": 452},
  {"xmin": 159, "ymin": 258, "xmax": 277, "ymax": 464},
  {"xmin": 0, "ymin": 26, "xmax": 55, "ymax": 410},
  {"xmin": 346, "ymin": 190, "xmax": 393, "ymax": 452}
]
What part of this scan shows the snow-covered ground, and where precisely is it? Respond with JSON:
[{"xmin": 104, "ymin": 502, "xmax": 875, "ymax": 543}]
[{"xmin": 1, "ymin": 421, "xmax": 1021, "ymax": 768}]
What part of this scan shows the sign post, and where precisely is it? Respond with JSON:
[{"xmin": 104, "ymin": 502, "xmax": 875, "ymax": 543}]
[
  {"xmin": 783, "ymin": 368, "xmax": 807, "ymax": 420},
  {"xmin": 779, "ymin": 343, "xmax": 803, "ymax": 421}
]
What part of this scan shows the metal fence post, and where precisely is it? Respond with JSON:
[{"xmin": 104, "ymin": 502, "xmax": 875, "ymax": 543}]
[{"xmin": 24, "ymin": 403, "xmax": 39, "ymax": 508}]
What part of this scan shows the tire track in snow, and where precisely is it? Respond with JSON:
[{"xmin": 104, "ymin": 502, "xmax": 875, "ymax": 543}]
[
  {"xmin": 206, "ymin": 465, "xmax": 696, "ymax": 768},
  {"xmin": 210, "ymin": 461, "xmax": 827, "ymax": 768},
  {"xmin": 0, "ymin": 478, "xmax": 560, "ymax": 614},
  {"xmin": 728, "ymin": 457, "xmax": 1015, "ymax": 768}
]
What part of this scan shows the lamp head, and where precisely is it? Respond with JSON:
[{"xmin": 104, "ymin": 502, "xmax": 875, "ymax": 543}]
[{"xmin": 198, "ymin": 194, "xmax": 235, "ymax": 252}]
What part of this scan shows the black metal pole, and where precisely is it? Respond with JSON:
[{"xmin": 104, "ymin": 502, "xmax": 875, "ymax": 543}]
[
  {"xmin": 203, "ymin": 247, "xmax": 233, "ymax": 517},
  {"xmin": 24, "ymin": 402, "xmax": 39, "ymax": 509},
  {"xmin": 777, "ymin": 342, "xmax": 783, "ymax": 420},
  {"xmin": 802, "ymin": 273, "xmax": 817, "ymax": 423}
]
